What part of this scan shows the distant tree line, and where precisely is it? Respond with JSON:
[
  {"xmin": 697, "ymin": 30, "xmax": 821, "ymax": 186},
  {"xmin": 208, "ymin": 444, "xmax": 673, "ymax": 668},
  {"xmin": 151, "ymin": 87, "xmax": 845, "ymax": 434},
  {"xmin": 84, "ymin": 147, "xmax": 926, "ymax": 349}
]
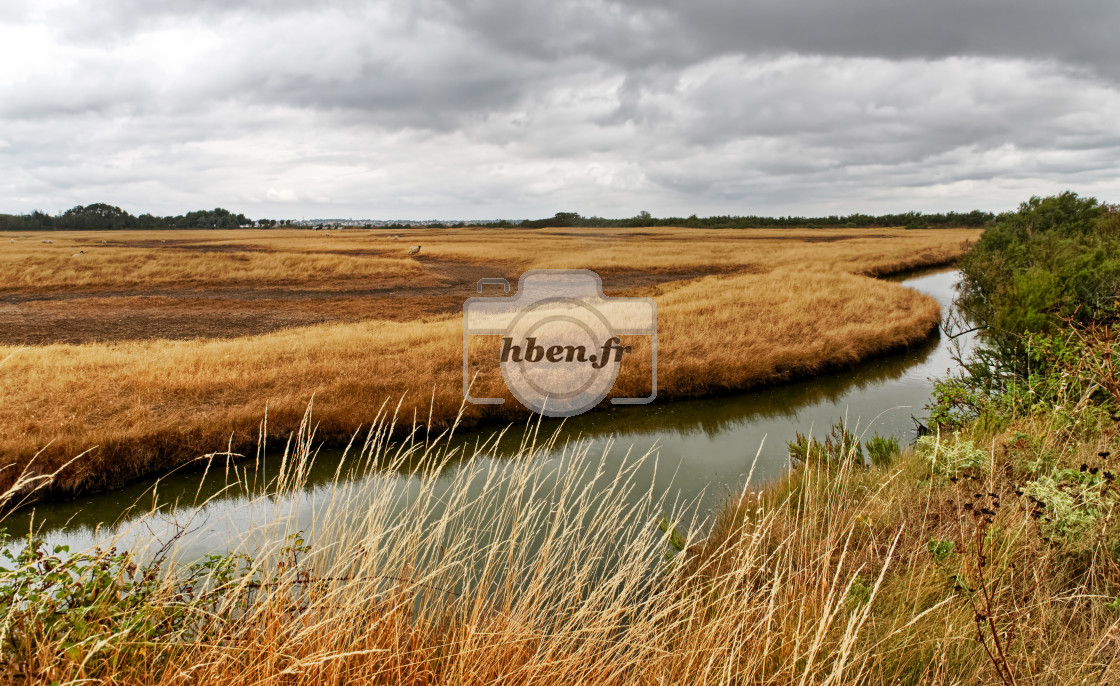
[
  {"xmin": 0, "ymin": 203, "xmax": 293, "ymax": 230},
  {"xmin": 513, "ymin": 209, "xmax": 995, "ymax": 230},
  {"xmin": 389, "ymin": 209, "xmax": 995, "ymax": 230},
  {"xmin": 1, "ymin": 202, "xmax": 996, "ymax": 231}
]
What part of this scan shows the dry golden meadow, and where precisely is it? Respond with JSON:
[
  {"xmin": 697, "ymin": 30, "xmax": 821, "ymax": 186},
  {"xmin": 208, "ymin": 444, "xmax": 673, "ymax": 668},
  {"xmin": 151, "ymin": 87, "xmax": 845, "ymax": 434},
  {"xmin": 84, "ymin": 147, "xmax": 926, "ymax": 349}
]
[{"xmin": 0, "ymin": 226, "xmax": 977, "ymax": 498}]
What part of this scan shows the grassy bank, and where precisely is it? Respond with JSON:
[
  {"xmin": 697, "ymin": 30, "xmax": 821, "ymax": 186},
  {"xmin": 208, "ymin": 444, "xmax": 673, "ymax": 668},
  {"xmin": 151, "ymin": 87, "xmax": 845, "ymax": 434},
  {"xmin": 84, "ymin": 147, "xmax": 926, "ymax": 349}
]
[
  {"xmin": 0, "ymin": 227, "xmax": 974, "ymax": 501},
  {"xmin": 3, "ymin": 411, "xmax": 1117, "ymax": 683}
]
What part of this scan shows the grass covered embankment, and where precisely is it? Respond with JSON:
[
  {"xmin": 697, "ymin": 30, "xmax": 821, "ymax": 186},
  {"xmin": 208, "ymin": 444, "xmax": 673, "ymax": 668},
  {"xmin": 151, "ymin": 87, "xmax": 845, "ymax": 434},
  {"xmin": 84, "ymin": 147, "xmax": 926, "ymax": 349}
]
[
  {"xmin": 0, "ymin": 227, "xmax": 975, "ymax": 501},
  {"xmin": 2, "ymin": 378, "xmax": 1117, "ymax": 683}
]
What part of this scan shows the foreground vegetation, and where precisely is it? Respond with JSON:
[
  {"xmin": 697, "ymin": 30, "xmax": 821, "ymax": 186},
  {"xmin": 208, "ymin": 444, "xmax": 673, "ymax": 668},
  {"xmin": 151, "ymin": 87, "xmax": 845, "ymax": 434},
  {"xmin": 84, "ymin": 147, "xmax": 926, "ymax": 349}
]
[
  {"xmin": 0, "ymin": 227, "xmax": 973, "ymax": 500},
  {"xmin": 1, "ymin": 193, "xmax": 1118, "ymax": 683},
  {"xmin": 1, "ymin": 387, "xmax": 1116, "ymax": 682}
]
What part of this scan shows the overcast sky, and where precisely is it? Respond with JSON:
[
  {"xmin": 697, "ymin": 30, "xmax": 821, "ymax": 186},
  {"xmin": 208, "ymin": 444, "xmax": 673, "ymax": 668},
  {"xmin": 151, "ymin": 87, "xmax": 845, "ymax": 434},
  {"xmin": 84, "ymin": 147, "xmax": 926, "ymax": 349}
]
[{"xmin": 1, "ymin": 0, "xmax": 1118, "ymax": 220}]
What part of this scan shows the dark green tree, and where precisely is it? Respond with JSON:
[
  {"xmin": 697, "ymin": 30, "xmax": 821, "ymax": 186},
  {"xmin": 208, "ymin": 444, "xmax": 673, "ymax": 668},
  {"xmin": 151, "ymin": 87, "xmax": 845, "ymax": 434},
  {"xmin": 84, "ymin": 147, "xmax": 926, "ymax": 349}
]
[{"xmin": 958, "ymin": 192, "xmax": 1120, "ymax": 358}]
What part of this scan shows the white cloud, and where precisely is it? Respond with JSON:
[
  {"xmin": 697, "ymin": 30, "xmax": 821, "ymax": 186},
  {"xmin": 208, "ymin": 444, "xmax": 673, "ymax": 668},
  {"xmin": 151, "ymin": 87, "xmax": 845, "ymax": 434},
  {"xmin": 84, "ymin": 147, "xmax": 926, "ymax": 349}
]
[{"xmin": 1, "ymin": 1, "xmax": 1118, "ymax": 218}]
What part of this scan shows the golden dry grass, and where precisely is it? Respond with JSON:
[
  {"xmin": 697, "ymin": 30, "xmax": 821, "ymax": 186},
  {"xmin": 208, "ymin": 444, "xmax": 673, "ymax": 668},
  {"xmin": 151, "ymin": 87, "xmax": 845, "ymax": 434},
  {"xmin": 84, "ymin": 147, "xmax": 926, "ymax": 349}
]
[
  {"xmin": 0, "ymin": 226, "xmax": 979, "ymax": 498},
  {"xmin": 0, "ymin": 231, "xmax": 429, "ymax": 291},
  {"xmin": 3, "ymin": 414, "xmax": 1115, "ymax": 684},
  {"xmin": 1, "ymin": 226, "xmax": 966, "ymax": 291}
]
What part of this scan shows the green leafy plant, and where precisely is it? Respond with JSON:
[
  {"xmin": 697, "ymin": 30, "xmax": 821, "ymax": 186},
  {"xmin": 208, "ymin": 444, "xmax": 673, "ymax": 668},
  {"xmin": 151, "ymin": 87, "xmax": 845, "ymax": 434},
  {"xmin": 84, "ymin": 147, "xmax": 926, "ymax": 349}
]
[
  {"xmin": 928, "ymin": 538, "xmax": 955, "ymax": 563},
  {"xmin": 658, "ymin": 516, "xmax": 688, "ymax": 569},
  {"xmin": 958, "ymin": 192, "xmax": 1120, "ymax": 350},
  {"xmin": 0, "ymin": 533, "xmax": 168, "ymax": 672},
  {"xmin": 0, "ymin": 529, "xmax": 276, "ymax": 677},
  {"xmin": 932, "ymin": 194, "xmax": 1120, "ymax": 434}
]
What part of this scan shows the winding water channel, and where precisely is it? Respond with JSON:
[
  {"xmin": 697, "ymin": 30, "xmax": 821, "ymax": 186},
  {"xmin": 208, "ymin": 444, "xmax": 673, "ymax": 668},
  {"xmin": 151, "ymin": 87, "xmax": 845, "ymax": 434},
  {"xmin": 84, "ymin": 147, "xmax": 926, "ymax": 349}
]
[{"xmin": 7, "ymin": 268, "xmax": 970, "ymax": 560}]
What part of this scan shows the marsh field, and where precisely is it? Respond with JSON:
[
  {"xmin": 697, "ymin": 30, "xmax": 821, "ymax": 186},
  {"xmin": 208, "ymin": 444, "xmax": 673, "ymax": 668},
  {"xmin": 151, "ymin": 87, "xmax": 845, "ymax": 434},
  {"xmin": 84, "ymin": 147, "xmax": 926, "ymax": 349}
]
[
  {"xmin": 4, "ymin": 213, "xmax": 1120, "ymax": 686},
  {"xmin": 0, "ymin": 226, "xmax": 977, "ymax": 499}
]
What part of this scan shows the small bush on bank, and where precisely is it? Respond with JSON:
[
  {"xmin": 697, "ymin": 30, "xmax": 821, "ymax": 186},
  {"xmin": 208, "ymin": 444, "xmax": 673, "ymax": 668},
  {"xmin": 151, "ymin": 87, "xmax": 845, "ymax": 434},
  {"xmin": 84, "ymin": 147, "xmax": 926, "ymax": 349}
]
[
  {"xmin": 865, "ymin": 432, "xmax": 901, "ymax": 467},
  {"xmin": 787, "ymin": 420, "xmax": 863, "ymax": 466},
  {"xmin": 786, "ymin": 425, "xmax": 901, "ymax": 469},
  {"xmin": 0, "ymin": 530, "xmax": 272, "ymax": 679},
  {"xmin": 0, "ymin": 535, "xmax": 167, "ymax": 673}
]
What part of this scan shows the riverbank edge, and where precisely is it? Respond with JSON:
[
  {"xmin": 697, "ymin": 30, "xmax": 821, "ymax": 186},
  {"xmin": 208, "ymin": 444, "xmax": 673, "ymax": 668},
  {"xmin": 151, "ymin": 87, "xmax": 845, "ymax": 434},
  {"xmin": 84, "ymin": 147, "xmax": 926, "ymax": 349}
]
[{"xmin": 2, "ymin": 262, "xmax": 953, "ymax": 511}]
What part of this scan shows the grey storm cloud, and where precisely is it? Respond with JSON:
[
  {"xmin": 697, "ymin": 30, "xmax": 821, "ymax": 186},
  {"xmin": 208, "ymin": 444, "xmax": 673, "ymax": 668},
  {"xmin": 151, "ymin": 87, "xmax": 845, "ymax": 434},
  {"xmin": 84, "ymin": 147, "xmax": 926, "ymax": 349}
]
[
  {"xmin": 445, "ymin": 0, "xmax": 1120, "ymax": 79},
  {"xmin": 0, "ymin": 0, "xmax": 1118, "ymax": 218}
]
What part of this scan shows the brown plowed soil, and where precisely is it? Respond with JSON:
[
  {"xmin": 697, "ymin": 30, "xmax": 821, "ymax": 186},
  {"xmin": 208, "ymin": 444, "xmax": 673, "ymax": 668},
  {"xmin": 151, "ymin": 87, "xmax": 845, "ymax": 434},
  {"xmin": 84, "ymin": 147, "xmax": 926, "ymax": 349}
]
[{"xmin": 0, "ymin": 254, "xmax": 734, "ymax": 345}]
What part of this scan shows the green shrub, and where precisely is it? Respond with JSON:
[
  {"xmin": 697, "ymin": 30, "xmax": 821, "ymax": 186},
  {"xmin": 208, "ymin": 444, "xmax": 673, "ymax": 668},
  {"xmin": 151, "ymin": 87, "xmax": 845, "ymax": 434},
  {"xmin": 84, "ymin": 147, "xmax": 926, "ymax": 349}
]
[
  {"xmin": 0, "ymin": 533, "xmax": 168, "ymax": 670},
  {"xmin": 865, "ymin": 433, "xmax": 901, "ymax": 467},
  {"xmin": 935, "ymin": 193, "xmax": 1120, "ymax": 431},
  {"xmin": 787, "ymin": 420, "xmax": 863, "ymax": 466},
  {"xmin": 0, "ymin": 530, "xmax": 269, "ymax": 675},
  {"xmin": 958, "ymin": 192, "xmax": 1119, "ymax": 350}
]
